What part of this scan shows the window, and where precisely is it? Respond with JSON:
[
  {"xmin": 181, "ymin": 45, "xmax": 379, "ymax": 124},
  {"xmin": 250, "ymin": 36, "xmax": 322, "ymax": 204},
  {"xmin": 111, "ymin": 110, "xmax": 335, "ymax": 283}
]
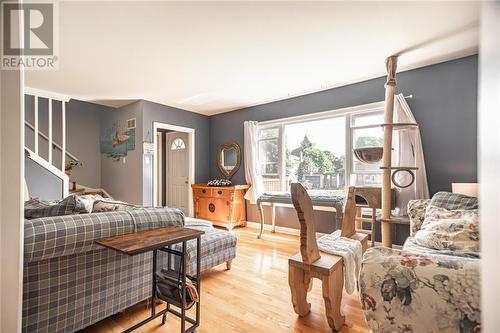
[
  {"xmin": 170, "ymin": 138, "xmax": 186, "ymax": 150},
  {"xmin": 258, "ymin": 127, "xmax": 280, "ymax": 191},
  {"xmin": 258, "ymin": 103, "xmax": 384, "ymax": 195}
]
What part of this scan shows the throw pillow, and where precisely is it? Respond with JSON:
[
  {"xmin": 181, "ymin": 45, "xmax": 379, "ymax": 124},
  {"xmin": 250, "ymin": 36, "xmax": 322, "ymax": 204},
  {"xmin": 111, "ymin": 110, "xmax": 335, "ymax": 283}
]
[
  {"xmin": 430, "ymin": 191, "xmax": 478, "ymax": 210},
  {"xmin": 414, "ymin": 205, "xmax": 479, "ymax": 252},
  {"xmin": 92, "ymin": 198, "xmax": 140, "ymax": 212},
  {"xmin": 24, "ymin": 195, "xmax": 78, "ymax": 219},
  {"xmin": 74, "ymin": 194, "xmax": 105, "ymax": 213}
]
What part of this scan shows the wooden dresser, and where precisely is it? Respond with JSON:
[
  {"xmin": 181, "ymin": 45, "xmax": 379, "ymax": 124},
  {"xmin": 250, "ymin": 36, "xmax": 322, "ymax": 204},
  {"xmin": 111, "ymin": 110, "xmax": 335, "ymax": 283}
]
[{"xmin": 191, "ymin": 183, "xmax": 250, "ymax": 230}]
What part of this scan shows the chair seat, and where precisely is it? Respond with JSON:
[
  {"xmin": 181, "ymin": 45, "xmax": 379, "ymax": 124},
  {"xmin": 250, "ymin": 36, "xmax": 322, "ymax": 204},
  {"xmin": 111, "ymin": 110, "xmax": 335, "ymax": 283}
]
[
  {"xmin": 289, "ymin": 252, "xmax": 342, "ymax": 275},
  {"xmin": 289, "ymin": 232, "xmax": 368, "ymax": 275}
]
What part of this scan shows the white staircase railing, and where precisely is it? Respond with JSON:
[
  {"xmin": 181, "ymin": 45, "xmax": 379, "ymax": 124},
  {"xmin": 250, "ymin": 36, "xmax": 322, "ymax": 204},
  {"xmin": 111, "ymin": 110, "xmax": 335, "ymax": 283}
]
[
  {"xmin": 25, "ymin": 87, "xmax": 74, "ymax": 197},
  {"xmin": 25, "ymin": 148, "xmax": 69, "ymax": 197}
]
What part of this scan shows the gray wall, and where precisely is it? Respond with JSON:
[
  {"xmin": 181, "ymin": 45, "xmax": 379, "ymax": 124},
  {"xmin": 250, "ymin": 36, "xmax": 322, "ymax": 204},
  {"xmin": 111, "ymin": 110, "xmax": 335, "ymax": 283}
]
[
  {"xmin": 209, "ymin": 55, "xmax": 478, "ymax": 242},
  {"xmin": 100, "ymin": 101, "xmax": 144, "ymax": 205},
  {"xmin": 65, "ymin": 100, "xmax": 110, "ymax": 188},
  {"xmin": 141, "ymin": 100, "xmax": 211, "ymax": 206},
  {"xmin": 24, "ymin": 96, "xmax": 112, "ymax": 199}
]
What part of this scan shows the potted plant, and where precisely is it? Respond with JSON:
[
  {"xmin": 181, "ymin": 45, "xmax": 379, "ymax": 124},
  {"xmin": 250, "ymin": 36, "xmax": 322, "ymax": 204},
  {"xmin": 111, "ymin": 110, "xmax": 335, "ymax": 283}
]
[{"xmin": 65, "ymin": 159, "xmax": 82, "ymax": 177}]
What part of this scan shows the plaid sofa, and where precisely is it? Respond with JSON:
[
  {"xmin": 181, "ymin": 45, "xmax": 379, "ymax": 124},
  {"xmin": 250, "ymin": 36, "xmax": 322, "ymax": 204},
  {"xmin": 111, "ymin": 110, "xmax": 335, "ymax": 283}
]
[
  {"xmin": 23, "ymin": 208, "xmax": 236, "ymax": 333},
  {"xmin": 359, "ymin": 195, "xmax": 480, "ymax": 333}
]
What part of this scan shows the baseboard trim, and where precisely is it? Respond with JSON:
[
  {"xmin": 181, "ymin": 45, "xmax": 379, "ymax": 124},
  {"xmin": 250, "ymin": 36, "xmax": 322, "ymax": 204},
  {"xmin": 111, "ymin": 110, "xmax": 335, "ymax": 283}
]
[{"xmin": 246, "ymin": 221, "xmax": 301, "ymax": 236}]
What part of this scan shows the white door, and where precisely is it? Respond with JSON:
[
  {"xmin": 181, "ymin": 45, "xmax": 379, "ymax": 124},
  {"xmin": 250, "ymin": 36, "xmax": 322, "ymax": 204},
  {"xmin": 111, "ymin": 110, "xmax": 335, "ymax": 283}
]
[{"xmin": 167, "ymin": 132, "xmax": 189, "ymax": 214}]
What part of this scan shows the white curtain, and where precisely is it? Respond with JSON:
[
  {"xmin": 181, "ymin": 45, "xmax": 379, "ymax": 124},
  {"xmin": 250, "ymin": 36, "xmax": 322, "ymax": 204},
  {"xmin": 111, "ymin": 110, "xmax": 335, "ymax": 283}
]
[
  {"xmin": 243, "ymin": 121, "xmax": 265, "ymax": 203},
  {"xmin": 393, "ymin": 94, "xmax": 430, "ymax": 215}
]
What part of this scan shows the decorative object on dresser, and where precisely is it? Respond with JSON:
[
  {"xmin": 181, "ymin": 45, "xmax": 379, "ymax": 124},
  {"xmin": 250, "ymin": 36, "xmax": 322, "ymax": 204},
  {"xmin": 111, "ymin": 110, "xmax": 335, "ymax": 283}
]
[
  {"xmin": 216, "ymin": 142, "xmax": 241, "ymax": 180},
  {"xmin": 192, "ymin": 183, "xmax": 250, "ymax": 230},
  {"xmin": 207, "ymin": 178, "xmax": 232, "ymax": 187}
]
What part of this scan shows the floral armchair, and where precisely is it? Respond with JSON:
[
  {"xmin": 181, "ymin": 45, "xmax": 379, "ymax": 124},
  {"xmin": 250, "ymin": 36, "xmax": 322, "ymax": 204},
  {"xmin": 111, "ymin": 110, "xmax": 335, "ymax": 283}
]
[{"xmin": 359, "ymin": 196, "xmax": 480, "ymax": 333}]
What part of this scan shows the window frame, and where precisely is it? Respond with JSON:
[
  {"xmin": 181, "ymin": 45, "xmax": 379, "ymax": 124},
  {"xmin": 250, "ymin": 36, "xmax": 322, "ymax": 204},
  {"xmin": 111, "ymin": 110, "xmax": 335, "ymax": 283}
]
[
  {"xmin": 258, "ymin": 101, "xmax": 385, "ymax": 193},
  {"xmin": 349, "ymin": 110, "xmax": 385, "ymax": 176},
  {"xmin": 170, "ymin": 138, "xmax": 186, "ymax": 150}
]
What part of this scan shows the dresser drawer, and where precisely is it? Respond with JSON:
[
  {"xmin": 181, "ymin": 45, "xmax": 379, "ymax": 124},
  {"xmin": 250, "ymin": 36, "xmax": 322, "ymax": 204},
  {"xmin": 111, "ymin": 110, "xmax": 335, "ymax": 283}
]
[
  {"xmin": 193, "ymin": 188, "xmax": 212, "ymax": 198},
  {"xmin": 212, "ymin": 188, "xmax": 232, "ymax": 198}
]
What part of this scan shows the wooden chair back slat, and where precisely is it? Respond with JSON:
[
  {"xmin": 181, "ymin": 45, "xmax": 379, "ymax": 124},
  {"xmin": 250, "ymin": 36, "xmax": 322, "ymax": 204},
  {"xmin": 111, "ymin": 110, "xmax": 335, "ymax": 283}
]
[{"xmin": 291, "ymin": 183, "xmax": 321, "ymax": 264}]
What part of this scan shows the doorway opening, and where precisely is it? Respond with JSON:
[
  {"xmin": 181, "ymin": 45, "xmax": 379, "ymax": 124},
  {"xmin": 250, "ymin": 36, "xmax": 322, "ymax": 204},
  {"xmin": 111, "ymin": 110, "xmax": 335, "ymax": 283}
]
[{"xmin": 153, "ymin": 122, "xmax": 195, "ymax": 217}]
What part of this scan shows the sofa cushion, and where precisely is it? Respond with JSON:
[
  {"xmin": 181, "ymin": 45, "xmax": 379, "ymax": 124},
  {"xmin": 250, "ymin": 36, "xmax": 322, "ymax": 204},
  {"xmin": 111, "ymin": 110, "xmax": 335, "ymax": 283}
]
[
  {"xmin": 414, "ymin": 205, "xmax": 479, "ymax": 253},
  {"xmin": 92, "ymin": 198, "xmax": 140, "ymax": 212},
  {"xmin": 171, "ymin": 225, "xmax": 237, "ymax": 274},
  {"xmin": 430, "ymin": 191, "xmax": 478, "ymax": 210}
]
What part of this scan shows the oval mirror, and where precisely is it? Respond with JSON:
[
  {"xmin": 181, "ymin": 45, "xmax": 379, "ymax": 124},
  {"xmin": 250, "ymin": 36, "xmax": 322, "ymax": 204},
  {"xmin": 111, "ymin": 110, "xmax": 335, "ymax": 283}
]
[{"xmin": 217, "ymin": 143, "xmax": 241, "ymax": 180}]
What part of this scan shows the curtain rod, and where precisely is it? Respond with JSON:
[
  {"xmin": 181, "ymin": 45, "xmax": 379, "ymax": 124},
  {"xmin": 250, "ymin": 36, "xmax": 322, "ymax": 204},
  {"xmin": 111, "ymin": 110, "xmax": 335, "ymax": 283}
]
[{"xmin": 404, "ymin": 94, "xmax": 413, "ymax": 99}]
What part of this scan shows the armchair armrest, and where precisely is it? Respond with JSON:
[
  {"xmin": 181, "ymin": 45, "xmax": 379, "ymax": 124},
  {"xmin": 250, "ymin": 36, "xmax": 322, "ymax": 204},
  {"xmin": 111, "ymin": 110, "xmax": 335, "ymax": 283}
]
[
  {"xmin": 360, "ymin": 247, "xmax": 480, "ymax": 333},
  {"xmin": 407, "ymin": 199, "xmax": 430, "ymax": 236}
]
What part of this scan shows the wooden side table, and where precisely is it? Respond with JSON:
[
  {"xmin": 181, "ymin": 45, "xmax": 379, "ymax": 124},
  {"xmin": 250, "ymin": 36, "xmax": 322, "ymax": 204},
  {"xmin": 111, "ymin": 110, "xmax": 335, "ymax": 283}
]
[{"xmin": 97, "ymin": 226, "xmax": 204, "ymax": 333}]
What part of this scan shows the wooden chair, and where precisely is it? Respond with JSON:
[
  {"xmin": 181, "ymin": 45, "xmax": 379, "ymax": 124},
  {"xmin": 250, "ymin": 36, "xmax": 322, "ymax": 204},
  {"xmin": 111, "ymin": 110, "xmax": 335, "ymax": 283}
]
[{"xmin": 288, "ymin": 185, "xmax": 368, "ymax": 331}]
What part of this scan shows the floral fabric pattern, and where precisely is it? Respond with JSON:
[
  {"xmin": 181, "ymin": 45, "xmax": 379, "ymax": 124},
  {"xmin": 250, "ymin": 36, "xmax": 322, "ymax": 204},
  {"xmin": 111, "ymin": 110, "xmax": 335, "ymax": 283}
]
[
  {"xmin": 360, "ymin": 247, "xmax": 480, "ymax": 333},
  {"xmin": 415, "ymin": 205, "xmax": 479, "ymax": 252},
  {"xmin": 403, "ymin": 237, "xmax": 479, "ymax": 259},
  {"xmin": 360, "ymin": 195, "xmax": 481, "ymax": 333},
  {"xmin": 407, "ymin": 199, "xmax": 430, "ymax": 235}
]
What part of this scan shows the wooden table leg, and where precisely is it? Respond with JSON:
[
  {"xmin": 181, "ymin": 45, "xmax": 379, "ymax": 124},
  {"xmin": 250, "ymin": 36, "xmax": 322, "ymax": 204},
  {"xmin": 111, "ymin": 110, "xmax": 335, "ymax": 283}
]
[
  {"xmin": 321, "ymin": 266, "xmax": 345, "ymax": 331},
  {"xmin": 288, "ymin": 265, "xmax": 311, "ymax": 316}
]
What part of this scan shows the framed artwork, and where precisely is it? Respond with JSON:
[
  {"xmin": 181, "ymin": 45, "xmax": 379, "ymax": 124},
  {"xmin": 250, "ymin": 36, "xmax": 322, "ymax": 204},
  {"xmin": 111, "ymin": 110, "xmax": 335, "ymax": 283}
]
[{"xmin": 100, "ymin": 119, "xmax": 136, "ymax": 160}]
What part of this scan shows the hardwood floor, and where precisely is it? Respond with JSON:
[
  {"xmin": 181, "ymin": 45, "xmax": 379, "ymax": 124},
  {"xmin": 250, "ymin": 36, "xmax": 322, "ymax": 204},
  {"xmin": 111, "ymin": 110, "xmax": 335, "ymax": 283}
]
[{"xmin": 82, "ymin": 228, "xmax": 370, "ymax": 333}]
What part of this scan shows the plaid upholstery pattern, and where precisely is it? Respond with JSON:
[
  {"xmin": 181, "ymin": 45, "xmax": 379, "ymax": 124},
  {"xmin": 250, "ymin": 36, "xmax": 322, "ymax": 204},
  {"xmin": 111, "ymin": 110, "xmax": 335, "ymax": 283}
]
[
  {"xmin": 24, "ymin": 249, "xmax": 152, "ymax": 333},
  {"xmin": 171, "ymin": 226, "xmax": 237, "ymax": 276},
  {"xmin": 23, "ymin": 208, "xmax": 236, "ymax": 332},
  {"xmin": 24, "ymin": 196, "xmax": 79, "ymax": 220},
  {"xmin": 430, "ymin": 191, "xmax": 478, "ymax": 211},
  {"xmin": 24, "ymin": 208, "xmax": 185, "ymax": 263}
]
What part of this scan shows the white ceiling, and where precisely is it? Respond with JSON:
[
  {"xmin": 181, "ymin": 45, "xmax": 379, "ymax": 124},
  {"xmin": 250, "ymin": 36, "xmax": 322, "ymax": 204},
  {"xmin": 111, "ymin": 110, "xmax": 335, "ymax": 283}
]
[{"xmin": 25, "ymin": 1, "xmax": 480, "ymax": 115}]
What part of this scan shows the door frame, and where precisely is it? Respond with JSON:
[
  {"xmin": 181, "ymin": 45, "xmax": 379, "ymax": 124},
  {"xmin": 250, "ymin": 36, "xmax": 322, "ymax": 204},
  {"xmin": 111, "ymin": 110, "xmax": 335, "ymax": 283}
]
[
  {"xmin": 1, "ymin": 2, "xmax": 25, "ymax": 330},
  {"xmin": 153, "ymin": 122, "xmax": 195, "ymax": 217}
]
